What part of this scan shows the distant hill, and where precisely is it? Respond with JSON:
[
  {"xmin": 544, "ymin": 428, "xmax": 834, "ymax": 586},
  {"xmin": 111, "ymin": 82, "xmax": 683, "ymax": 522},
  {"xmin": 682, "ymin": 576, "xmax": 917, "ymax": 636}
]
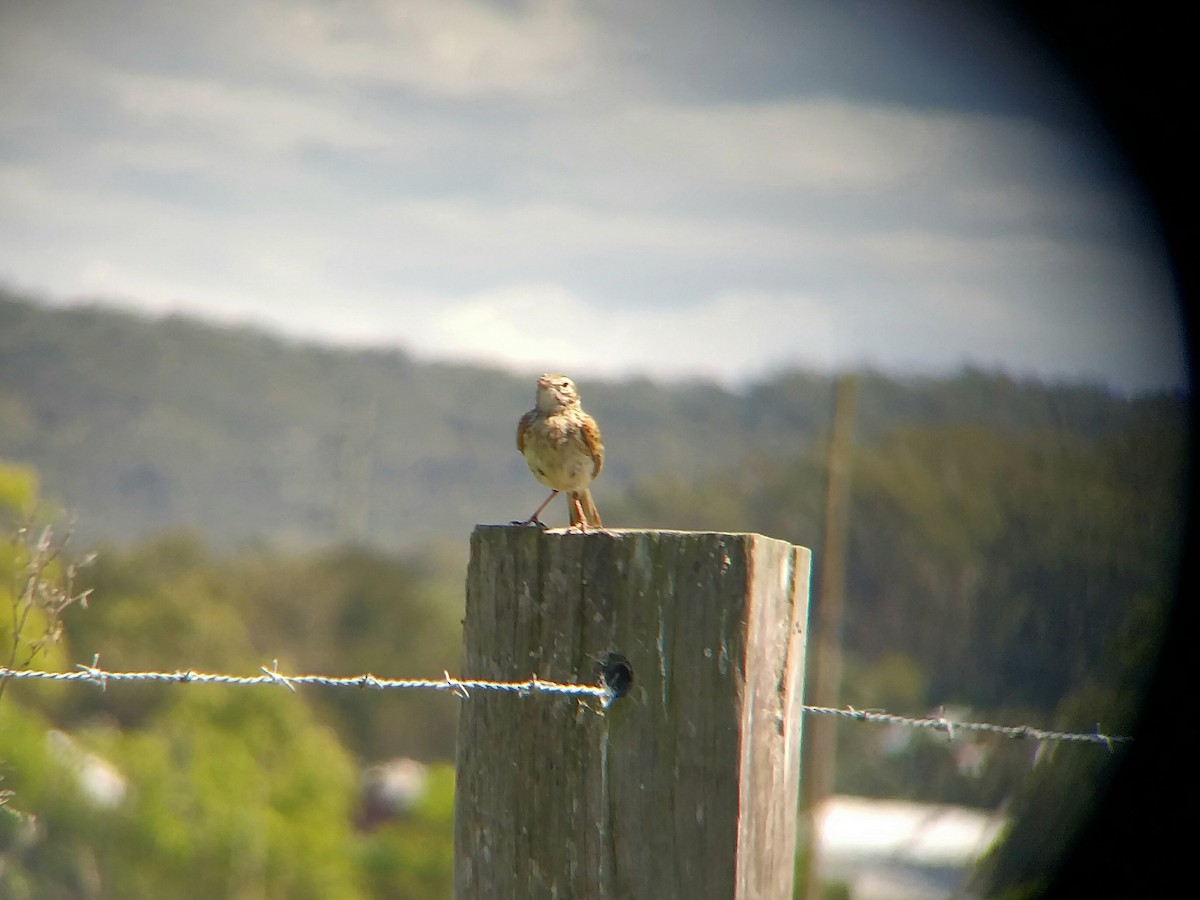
[{"xmin": 0, "ymin": 289, "xmax": 1186, "ymax": 551}]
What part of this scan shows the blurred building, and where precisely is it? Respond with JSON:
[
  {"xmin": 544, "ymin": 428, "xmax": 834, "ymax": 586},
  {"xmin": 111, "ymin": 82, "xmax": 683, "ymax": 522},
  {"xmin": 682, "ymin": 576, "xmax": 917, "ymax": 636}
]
[
  {"xmin": 813, "ymin": 795, "xmax": 1006, "ymax": 899},
  {"xmin": 354, "ymin": 757, "xmax": 429, "ymax": 831}
]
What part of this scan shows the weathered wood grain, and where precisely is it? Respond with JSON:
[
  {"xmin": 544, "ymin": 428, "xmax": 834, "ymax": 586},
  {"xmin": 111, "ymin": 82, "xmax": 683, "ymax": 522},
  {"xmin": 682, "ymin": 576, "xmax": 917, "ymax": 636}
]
[{"xmin": 454, "ymin": 526, "xmax": 811, "ymax": 900}]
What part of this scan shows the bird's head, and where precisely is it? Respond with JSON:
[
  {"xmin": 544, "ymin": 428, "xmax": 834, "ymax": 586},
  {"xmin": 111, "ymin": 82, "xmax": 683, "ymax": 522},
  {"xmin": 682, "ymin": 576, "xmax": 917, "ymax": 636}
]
[{"xmin": 536, "ymin": 373, "xmax": 580, "ymax": 411}]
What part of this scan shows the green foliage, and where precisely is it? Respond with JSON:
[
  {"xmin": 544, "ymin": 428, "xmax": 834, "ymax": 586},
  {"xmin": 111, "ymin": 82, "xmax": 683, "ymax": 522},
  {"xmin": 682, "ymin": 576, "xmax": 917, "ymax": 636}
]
[
  {"xmin": 1, "ymin": 504, "xmax": 459, "ymax": 898},
  {"xmin": 968, "ymin": 742, "xmax": 1122, "ymax": 897},
  {"xmin": 838, "ymin": 421, "xmax": 1182, "ymax": 715},
  {"xmin": 108, "ymin": 691, "xmax": 357, "ymax": 899},
  {"xmin": 0, "ymin": 463, "xmax": 92, "ymax": 712},
  {"xmin": 1, "ymin": 685, "xmax": 364, "ymax": 898},
  {"xmin": 49, "ymin": 536, "xmax": 463, "ymax": 762},
  {"xmin": 967, "ymin": 551, "xmax": 1173, "ymax": 896},
  {"xmin": 235, "ymin": 545, "xmax": 464, "ymax": 761},
  {"xmin": 0, "ymin": 460, "xmax": 38, "ymax": 516}
]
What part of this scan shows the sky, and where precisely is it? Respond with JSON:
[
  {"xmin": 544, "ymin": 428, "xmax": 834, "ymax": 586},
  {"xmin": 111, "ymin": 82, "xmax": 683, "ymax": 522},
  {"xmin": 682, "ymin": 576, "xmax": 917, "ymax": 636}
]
[{"xmin": 0, "ymin": 0, "xmax": 1187, "ymax": 394}]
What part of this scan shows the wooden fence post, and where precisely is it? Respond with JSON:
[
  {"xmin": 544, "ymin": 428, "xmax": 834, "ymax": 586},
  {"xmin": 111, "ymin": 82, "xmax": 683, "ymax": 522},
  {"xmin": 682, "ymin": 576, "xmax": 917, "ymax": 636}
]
[{"xmin": 454, "ymin": 526, "xmax": 811, "ymax": 899}]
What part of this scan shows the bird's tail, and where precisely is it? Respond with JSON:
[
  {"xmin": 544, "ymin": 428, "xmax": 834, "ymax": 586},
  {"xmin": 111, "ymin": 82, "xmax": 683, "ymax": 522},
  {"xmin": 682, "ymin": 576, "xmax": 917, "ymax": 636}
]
[{"xmin": 569, "ymin": 489, "xmax": 603, "ymax": 528}]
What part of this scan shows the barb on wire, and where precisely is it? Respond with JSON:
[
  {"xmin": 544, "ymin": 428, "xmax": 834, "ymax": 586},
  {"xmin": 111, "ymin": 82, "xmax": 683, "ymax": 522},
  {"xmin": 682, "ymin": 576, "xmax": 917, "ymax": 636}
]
[{"xmin": 0, "ymin": 663, "xmax": 1130, "ymax": 744}]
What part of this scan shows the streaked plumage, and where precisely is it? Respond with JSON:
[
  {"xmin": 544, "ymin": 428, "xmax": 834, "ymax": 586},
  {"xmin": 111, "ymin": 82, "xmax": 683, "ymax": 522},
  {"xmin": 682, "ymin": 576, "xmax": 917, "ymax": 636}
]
[{"xmin": 516, "ymin": 373, "xmax": 604, "ymax": 530}]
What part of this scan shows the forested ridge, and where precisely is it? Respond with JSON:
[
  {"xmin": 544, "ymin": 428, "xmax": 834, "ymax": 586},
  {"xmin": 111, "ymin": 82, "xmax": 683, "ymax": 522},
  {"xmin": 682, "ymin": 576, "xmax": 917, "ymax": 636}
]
[
  {"xmin": 1, "ymin": 289, "xmax": 1182, "ymax": 551},
  {"xmin": 0, "ymin": 288, "xmax": 1190, "ymax": 896}
]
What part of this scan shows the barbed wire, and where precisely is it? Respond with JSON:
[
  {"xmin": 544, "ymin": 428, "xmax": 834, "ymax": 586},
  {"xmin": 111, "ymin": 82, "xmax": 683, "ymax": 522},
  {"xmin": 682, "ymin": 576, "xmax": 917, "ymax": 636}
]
[
  {"xmin": 801, "ymin": 704, "xmax": 1130, "ymax": 748},
  {"xmin": 0, "ymin": 659, "xmax": 611, "ymax": 703},
  {"xmin": 0, "ymin": 661, "xmax": 1130, "ymax": 747}
]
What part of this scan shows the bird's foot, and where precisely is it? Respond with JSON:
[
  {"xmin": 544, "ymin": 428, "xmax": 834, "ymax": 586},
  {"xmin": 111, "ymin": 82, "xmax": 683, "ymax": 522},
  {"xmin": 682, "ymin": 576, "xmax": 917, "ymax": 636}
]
[{"xmin": 511, "ymin": 517, "xmax": 549, "ymax": 529}]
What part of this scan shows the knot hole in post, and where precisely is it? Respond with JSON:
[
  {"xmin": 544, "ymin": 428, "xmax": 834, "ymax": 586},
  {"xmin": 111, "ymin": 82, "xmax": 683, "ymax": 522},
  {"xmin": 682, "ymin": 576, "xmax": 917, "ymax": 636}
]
[{"xmin": 594, "ymin": 651, "xmax": 633, "ymax": 700}]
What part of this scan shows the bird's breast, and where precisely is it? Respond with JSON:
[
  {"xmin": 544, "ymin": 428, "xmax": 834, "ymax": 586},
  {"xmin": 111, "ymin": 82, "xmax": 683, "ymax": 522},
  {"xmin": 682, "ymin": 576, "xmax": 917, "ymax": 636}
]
[{"xmin": 521, "ymin": 414, "xmax": 596, "ymax": 492}]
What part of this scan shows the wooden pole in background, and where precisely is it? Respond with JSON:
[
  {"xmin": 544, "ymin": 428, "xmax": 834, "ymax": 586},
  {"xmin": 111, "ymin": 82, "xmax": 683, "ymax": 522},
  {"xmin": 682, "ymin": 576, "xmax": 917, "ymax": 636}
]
[
  {"xmin": 799, "ymin": 373, "xmax": 859, "ymax": 900},
  {"xmin": 454, "ymin": 526, "xmax": 811, "ymax": 900}
]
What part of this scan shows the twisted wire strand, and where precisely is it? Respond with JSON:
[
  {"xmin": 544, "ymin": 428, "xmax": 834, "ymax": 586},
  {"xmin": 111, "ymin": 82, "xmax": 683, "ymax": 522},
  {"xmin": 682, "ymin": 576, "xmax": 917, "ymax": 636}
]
[
  {"xmin": 801, "ymin": 704, "xmax": 1130, "ymax": 748},
  {"xmin": 1, "ymin": 663, "xmax": 1130, "ymax": 746}
]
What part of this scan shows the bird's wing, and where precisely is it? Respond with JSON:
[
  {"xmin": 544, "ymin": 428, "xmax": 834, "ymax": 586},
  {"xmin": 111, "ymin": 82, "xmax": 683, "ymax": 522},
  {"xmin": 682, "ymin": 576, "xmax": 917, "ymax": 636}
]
[
  {"xmin": 516, "ymin": 410, "xmax": 536, "ymax": 454},
  {"xmin": 580, "ymin": 414, "xmax": 604, "ymax": 478}
]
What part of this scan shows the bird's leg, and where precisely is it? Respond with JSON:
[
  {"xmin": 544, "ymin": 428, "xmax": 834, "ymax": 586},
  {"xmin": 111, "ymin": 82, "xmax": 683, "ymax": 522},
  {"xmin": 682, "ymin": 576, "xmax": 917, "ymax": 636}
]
[
  {"xmin": 513, "ymin": 490, "xmax": 558, "ymax": 528},
  {"xmin": 568, "ymin": 494, "xmax": 588, "ymax": 532},
  {"xmin": 577, "ymin": 489, "xmax": 602, "ymax": 529},
  {"xmin": 567, "ymin": 489, "xmax": 602, "ymax": 532}
]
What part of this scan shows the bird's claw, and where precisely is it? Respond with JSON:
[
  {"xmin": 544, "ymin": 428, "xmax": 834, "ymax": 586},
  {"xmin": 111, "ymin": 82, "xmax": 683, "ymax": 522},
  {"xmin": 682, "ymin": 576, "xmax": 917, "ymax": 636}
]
[{"xmin": 510, "ymin": 517, "xmax": 549, "ymax": 530}]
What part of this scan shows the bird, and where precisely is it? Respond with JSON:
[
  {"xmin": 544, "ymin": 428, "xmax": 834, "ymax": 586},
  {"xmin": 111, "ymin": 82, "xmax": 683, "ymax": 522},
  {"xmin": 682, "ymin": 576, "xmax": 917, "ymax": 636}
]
[{"xmin": 516, "ymin": 373, "xmax": 604, "ymax": 531}]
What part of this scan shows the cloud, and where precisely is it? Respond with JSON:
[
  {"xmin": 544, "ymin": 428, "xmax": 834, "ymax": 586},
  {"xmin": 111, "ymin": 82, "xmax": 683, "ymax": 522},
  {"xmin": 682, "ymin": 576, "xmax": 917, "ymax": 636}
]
[
  {"xmin": 0, "ymin": 0, "xmax": 1185, "ymax": 394},
  {"xmin": 368, "ymin": 274, "xmax": 1189, "ymax": 395},
  {"xmin": 589, "ymin": 100, "xmax": 958, "ymax": 193},
  {"xmin": 102, "ymin": 72, "xmax": 391, "ymax": 158},
  {"xmin": 391, "ymin": 284, "xmax": 840, "ymax": 381},
  {"xmin": 198, "ymin": 0, "xmax": 599, "ymax": 99}
]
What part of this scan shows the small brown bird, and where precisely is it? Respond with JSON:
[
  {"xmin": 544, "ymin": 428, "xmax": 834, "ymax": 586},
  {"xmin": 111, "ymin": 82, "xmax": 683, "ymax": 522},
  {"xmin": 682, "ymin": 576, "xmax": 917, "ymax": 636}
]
[{"xmin": 516, "ymin": 373, "xmax": 604, "ymax": 531}]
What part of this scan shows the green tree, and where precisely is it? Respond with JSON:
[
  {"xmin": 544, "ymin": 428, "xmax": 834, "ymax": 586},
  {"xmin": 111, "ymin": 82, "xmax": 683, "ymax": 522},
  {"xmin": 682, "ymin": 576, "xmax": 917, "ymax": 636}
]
[{"xmin": 2, "ymin": 464, "xmax": 458, "ymax": 898}]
